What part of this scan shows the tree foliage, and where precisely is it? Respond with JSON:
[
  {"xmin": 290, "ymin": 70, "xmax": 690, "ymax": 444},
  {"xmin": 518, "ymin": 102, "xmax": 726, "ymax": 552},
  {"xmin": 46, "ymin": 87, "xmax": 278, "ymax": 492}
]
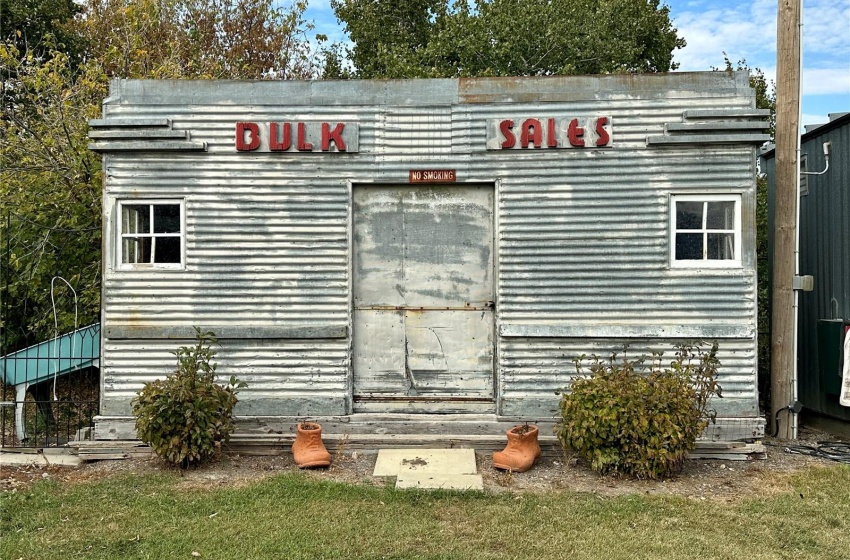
[
  {"xmin": 0, "ymin": 0, "xmax": 85, "ymax": 64},
  {"xmin": 81, "ymin": 0, "xmax": 317, "ymax": 80},
  {"xmin": 326, "ymin": 0, "xmax": 685, "ymax": 79},
  {"xmin": 1, "ymin": 1, "xmax": 316, "ymax": 352},
  {"xmin": 1, "ymin": 45, "xmax": 106, "ymax": 349},
  {"xmin": 717, "ymin": 54, "xmax": 776, "ymax": 136}
]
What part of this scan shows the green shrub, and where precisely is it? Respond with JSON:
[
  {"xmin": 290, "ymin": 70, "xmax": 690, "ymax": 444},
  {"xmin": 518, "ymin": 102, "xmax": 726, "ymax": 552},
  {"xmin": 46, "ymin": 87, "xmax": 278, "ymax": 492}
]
[
  {"xmin": 132, "ymin": 328, "xmax": 245, "ymax": 468},
  {"xmin": 556, "ymin": 342, "xmax": 722, "ymax": 479}
]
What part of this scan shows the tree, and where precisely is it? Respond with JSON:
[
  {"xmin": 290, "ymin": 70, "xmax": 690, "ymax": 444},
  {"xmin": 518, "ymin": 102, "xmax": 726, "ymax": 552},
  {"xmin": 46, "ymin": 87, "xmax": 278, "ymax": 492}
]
[
  {"xmin": 0, "ymin": 0, "xmax": 85, "ymax": 64},
  {"xmin": 1, "ymin": 45, "xmax": 106, "ymax": 350},
  {"xmin": 717, "ymin": 55, "xmax": 776, "ymax": 137},
  {"xmin": 325, "ymin": 0, "xmax": 685, "ymax": 79},
  {"xmin": 1, "ymin": 1, "xmax": 317, "ymax": 352},
  {"xmin": 80, "ymin": 0, "xmax": 317, "ymax": 80},
  {"xmin": 326, "ymin": 0, "xmax": 446, "ymax": 78}
]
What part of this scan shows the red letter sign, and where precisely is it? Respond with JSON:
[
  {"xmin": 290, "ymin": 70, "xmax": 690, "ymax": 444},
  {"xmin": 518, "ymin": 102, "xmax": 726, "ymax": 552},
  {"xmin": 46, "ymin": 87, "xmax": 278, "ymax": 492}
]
[
  {"xmin": 269, "ymin": 122, "xmax": 292, "ymax": 151},
  {"xmin": 296, "ymin": 122, "xmax": 313, "ymax": 151},
  {"xmin": 500, "ymin": 120, "xmax": 516, "ymax": 149},
  {"xmin": 236, "ymin": 122, "xmax": 260, "ymax": 151},
  {"xmin": 547, "ymin": 118, "xmax": 558, "ymax": 148},
  {"xmin": 321, "ymin": 123, "xmax": 347, "ymax": 151},
  {"xmin": 595, "ymin": 117, "xmax": 610, "ymax": 147},
  {"xmin": 568, "ymin": 118, "xmax": 585, "ymax": 147},
  {"xmin": 520, "ymin": 118, "xmax": 543, "ymax": 148}
]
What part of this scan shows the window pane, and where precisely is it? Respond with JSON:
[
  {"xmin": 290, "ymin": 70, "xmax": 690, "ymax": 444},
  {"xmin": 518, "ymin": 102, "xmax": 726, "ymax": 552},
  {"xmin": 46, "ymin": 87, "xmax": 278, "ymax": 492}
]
[
  {"xmin": 122, "ymin": 238, "xmax": 136, "ymax": 263},
  {"xmin": 122, "ymin": 205, "xmax": 150, "ymax": 234},
  {"xmin": 707, "ymin": 233, "xmax": 735, "ymax": 260},
  {"xmin": 123, "ymin": 237, "xmax": 151, "ymax": 263},
  {"xmin": 154, "ymin": 237, "xmax": 181, "ymax": 264},
  {"xmin": 675, "ymin": 201, "xmax": 703, "ymax": 229},
  {"xmin": 675, "ymin": 233, "xmax": 703, "ymax": 260},
  {"xmin": 153, "ymin": 204, "xmax": 181, "ymax": 234},
  {"xmin": 706, "ymin": 201, "xmax": 735, "ymax": 230}
]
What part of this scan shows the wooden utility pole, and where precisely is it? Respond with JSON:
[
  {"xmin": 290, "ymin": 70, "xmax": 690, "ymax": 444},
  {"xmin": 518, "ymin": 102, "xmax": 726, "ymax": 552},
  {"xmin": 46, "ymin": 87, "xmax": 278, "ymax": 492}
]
[{"xmin": 771, "ymin": 0, "xmax": 802, "ymax": 439}]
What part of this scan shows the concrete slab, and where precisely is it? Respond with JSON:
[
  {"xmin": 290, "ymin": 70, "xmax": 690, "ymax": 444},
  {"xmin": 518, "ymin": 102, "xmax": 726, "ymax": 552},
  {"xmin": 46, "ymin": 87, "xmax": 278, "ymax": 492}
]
[
  {"xmin": 373, "ymin": 448, "xmax": 477, "ymax": 477},
  {"xmin": 0, "ymin": 450, "xmax": 82, "ymax": 467},
  {"xmin": 396, "ymin": 472, "xmax": 484, "ymax": 491}
]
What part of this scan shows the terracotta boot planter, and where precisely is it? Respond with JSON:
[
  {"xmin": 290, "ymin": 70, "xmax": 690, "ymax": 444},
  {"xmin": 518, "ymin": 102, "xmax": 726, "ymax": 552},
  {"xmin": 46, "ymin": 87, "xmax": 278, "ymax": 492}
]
[
  {"xmin": 292, "ymin": 421, "xmax": 331, "ymax": 468},
  {"xmin": 492, "ymin": 424, "xmax": 541, "ymax": 472}
]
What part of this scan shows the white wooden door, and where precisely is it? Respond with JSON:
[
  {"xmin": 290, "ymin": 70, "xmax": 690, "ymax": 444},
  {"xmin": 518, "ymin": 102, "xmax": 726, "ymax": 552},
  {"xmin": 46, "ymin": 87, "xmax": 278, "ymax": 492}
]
[{"xmin": 352, "ymin": 185, "xmax": 495, "ymax": 413}]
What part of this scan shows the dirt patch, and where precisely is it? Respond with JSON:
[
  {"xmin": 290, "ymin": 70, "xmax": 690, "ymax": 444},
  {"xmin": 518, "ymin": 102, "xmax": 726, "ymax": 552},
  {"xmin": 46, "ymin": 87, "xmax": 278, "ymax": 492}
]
[{"xmin": 2, "ymin": 427, "xmax": 845, "ymax": 500}]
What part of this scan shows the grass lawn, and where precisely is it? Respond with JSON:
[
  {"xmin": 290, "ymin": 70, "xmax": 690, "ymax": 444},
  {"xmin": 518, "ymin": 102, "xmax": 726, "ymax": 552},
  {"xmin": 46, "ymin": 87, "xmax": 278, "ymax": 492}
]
[{"xmin": 2, "ymin": 464, "xmax": 849, "ymax": 560}]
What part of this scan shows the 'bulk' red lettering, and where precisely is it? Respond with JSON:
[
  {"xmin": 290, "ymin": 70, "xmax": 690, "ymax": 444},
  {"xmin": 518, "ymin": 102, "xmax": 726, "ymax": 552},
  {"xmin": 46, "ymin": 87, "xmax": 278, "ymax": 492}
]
[{"xmin": 236, "ymin": 122, "xmax": 260, "ymax": 151}]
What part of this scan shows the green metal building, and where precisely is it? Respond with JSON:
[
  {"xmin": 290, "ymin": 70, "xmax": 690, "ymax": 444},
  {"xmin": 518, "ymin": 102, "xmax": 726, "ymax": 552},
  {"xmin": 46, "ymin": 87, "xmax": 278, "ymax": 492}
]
[{"xmin": 762, "ymin": 112, "xmax": 850, "ymax": 424}]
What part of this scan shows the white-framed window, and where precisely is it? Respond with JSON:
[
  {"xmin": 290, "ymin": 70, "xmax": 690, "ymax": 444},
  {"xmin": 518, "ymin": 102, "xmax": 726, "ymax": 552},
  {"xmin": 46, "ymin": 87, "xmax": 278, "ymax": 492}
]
[
  {"xmin": 670, "ymin": 194, "xmax": 742, "ymax": 268},
  {"xmin": 117, "ymin": 200, "xmax": 185, "ymax": 269}
]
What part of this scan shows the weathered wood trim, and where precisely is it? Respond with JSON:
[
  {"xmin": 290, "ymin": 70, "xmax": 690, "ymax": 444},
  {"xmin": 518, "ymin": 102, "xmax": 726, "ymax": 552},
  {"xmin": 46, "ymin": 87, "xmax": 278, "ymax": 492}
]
[
  {"xmin": 98, "ymin": 392, "xmax": 350, "ymax": 419},
  {"xmin": 646, "ymin": 133, "xmax": 770, "ymax": 146},
  {"xmin": 93, "ymin": 416, "xmax": 139, "ymax": 440},
  {"xmin": 500, "ymin": 396, "xmax": 760, "ymax": 429},
  {"xmin": 74, "ymin": 436, "xmax": 764, "ymax": 460},
  {"xmin": 683, "ymin": 109, "xmax": 772, "ymax": 119},
  {"xmin": 88, "ymin": 140, "xmax": 207, "ymax": 152},
  {"xmin": 701, "ymin": 417, "xmax": 766, "ymax": 441},
  {"xmin": 109, "ymin": 79, "xmax": 460, "ymax": 107},
  {"xmin": 88, "ymin": 130, "xmax": 189, "ymax": 139},
  {"xmin": 352, "ymin": 400, "xmax": 497, "ymax": 414},
  {"xmin": 458, "ymin": 72, "xmax": 753, "ymax": 104},
  {"xmin": 234, "ymin": 396, "xmax": 348, "ymax": 417},
  {"xmin": 499, "ymin": 323, "xmax": 754, "ymax": 339},
  {"xmin": 104, "ymin": 325, "xmax": 349, "ymax": 340},
  {"xmin": 89, "ymin": 118, "xmax": 171, "ymax": 128},
  {"xmin": 90, "ymin": 416, "xmax": 766, "ymax": 458},
  {"xmin": 665, "ymin": 122, "xmax": 769, "ymax": 132}
]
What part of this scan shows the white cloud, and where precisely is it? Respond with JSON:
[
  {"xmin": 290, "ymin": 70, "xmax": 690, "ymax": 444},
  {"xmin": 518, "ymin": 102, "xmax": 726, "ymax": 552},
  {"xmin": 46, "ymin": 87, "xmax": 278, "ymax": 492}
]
[
  {"xmin": 303, "ymin": 1, "xmax": 347, "ymax": 44},
  {"xmin": 801, "ymin": 112, "xmax": 830, "ymax": 127},
  {"xmin": 803, "ymin": 68, "xmax": 850, "ymax": 96},
  {"xmin": 803, "ymin": 0, "xmax": 850, "ymax": 57},
  {"xmin": 666, "ymin": 0, "xmax": 849, "ymax": 118},
  {"xmin": 669, "ymin": 0, "xmax": 776, "ymax": 71},
  {"xmin": 668, "ymin": 0, "xmax": 848, "ymax": 71}
]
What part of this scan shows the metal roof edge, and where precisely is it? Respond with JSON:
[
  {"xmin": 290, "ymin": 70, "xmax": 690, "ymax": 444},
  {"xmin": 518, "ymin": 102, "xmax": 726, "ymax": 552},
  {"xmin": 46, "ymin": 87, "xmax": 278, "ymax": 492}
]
[
  {"xmin": 102, "ymin": 72, "xmax": 750, "ymax": 107},
  {"xmin": 760, "ymin": 112, "xmax": 850, "ymax": 160}
]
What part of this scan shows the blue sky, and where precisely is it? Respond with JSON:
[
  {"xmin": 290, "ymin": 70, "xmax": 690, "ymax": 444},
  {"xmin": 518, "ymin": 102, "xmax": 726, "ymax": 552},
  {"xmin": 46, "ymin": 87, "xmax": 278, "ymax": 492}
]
[{"xmin": 303, "ymin": 0, "xmax": 850, "ymax": 127}]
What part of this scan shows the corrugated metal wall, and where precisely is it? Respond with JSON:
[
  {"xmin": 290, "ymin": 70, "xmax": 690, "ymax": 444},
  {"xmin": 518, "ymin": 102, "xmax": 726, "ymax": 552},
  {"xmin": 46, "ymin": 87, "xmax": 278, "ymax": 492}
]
[
  {"xmin": 96, "ymin": 74, "xmax": 762, "ymax": 422},
  {"xmin": 101, "ymin": 339, "xmax": 348, "ymax": 416},
  {"xmin": 500, "ymin": 338, "xmax": 756, "ymax": 418}
]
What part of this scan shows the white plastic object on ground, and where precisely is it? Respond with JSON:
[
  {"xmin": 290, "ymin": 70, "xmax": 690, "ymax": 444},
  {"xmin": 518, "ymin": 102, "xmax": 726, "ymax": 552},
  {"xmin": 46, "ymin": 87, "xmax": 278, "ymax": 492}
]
[{"xmin": 840, "ymin": 329, "xmax": 850, "ymax": 407}]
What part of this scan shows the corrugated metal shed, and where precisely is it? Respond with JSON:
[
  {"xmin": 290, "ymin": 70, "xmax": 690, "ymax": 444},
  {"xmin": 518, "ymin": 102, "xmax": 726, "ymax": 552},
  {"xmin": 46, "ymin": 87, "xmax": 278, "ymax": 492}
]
[
  {"xmin": 91, "ymin": 73, "xmax": 767, "ymax": 439},
  {"xmin": 763, "ymin": 112, "xmax": 850, "ymax": 422}
]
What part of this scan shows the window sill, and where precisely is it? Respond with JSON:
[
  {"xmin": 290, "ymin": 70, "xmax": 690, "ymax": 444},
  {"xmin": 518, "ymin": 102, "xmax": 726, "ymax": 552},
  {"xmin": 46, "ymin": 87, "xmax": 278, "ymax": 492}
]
[
  {"xmin": 115, "ymin": 264, "xmax": 186, "ymax": 272},
  {"xmin": 666, "ymin": 265, "xmax": 749, "ymax": 277}
]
